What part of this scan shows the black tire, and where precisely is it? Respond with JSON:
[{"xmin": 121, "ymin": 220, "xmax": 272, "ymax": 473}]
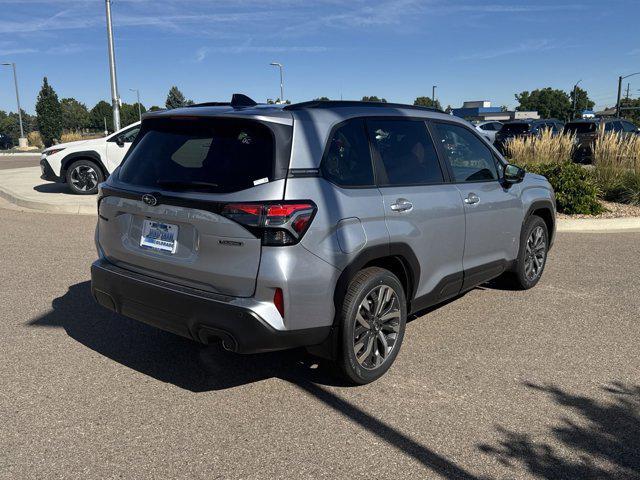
[
  {"xmin": 506, "ymin": 215, "xmax": 549, "ymax": 290},
  {"xmin": 65, "ymin": 159, "xmax": 104, "ymax": 195},
  {"xmin": 336, "ymin": 267, "xmax": 407, "ymax": 385}
]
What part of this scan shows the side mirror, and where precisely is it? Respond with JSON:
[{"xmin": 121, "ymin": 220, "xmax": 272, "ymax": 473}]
[
  {"xmin": 504, "ymin": 164, "xmax": 525, "ymax": 184},
  {"xmin": 115, "ymin": 136, "xmax": 125, "ymax": 147}
]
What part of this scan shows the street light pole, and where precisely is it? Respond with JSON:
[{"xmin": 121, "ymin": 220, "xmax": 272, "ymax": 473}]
[
  {"xmin": 105, "ymin": 0, "xmax": 121, "ymax": 131},
  {"xmin": 270, "ymin": 62, "xmax": 284, "ymax": 103},
  {"xmin": 432, "ymin": 85, "xmax": 437, "ymax": 105},
  {"xmin": 1, "ymin": 62, "xmax": 26, "ymax": 146},
  {"xmin": 616, "ymin": 72, "xmax": 640, "ymax": 117},
  {"xmin": 572, "ymin": 79, "xmax": 582, "ymax": 118},
  {"xmin": 130, "ymin": 88, "xmax": 141, "ymax": 122}
]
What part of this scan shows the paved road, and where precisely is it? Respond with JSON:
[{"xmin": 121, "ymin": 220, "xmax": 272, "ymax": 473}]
[
  {"xmin": 0, "ymin": 154, "xmax": 40, "ymax": 170},
  {"xmin": 1, "ymin": 204, "xmax": 639, "ymax": 479}
]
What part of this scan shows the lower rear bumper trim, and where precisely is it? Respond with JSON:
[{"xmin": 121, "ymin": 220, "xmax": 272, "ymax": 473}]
[{"xmin": 90, "ymin": 258, "xmax": 330, "ymax": 354}]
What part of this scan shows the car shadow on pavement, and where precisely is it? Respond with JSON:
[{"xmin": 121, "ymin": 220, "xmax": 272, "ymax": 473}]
[
  {"xmin": 29, "ymin": 281, "xmax": 347, "ymax": 392},
  {"xmin": 29, "ymin": 281, "xmax": 485, "ymax": 480},
  {"xmin": 478, "ymin": 381, "xmax": 640, "ymax": 479},
  {"xmin": 33, "ymin": 183, "xmax": 76, "ymax": 195}
]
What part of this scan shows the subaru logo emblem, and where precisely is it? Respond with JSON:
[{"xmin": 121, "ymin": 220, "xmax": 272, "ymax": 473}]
[{"xmin": 142, "ymin": 194, "xmax": 158, "ymax": 206}]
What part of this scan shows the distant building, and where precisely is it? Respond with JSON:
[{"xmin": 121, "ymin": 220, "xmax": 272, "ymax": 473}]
[
  {"xmin": 595, "ymin": 107, "xmax": 617, "ymax": 117},
  {"xmin": 452, "ymin": 100, "xmax": 539, "ymax": 121}
]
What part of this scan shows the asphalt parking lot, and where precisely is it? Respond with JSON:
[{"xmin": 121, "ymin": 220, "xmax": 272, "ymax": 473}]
[
  {"xmin": 0, "ymin": 154, "xmax": 40, "ymax": 170},
  {"xmin": 1, "ymin": 203, "xmax": 639, "ymax": 480}
]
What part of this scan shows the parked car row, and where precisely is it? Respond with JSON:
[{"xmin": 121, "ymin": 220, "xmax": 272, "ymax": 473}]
[
  {"xmin": 89, "ymin": 94, "xmax": 556, "ymax": 384},
  {"xmin": 471, "ymin": 117, "xmax": 640, "ymax": 162}
]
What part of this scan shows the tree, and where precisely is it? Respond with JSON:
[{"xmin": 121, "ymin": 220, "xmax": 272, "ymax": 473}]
[
  {"xmin": 515, "ymin": 88, "xmax": 572, "ymax": 120},
  {"xmin": 120, "ymin": 102, "xmax": 146, "ymax": 127},
  {"xmin": 314, "ymin": 96, "xmax": 330, "ymax": 101},
  {"xmin": 60, "ymin": 98, "xmax": 89, "ymax": 132},
  {"xmin": 619, "ymin": 98, "xmax": 640, "ymax": 125},
  {"xmin": 148, "ymin": 105, "xmax": 163, "ymax": 112},
  {"xmin": 35, "ymin": 77, "xmax": 63, "ymax": 147},
  {"xmin": 413, "ymin": 96, "xmax": 442, "ymax": 110},
  {"xmin": 0, "ymin": 109, "xmax": 36, "ymax": 144},
  {"xmin": 361, "ymin": 96, "xmax": 387, "ymax": 103},
  {"xmin": 165, "ymin": 86, "xmax": 193, "ymax": 109},
  {"xmin": 569, "ymin": 87, "xmax": 595, "ymax": 118},
  {"xmin": 89, "ymin": 101, "xmax": 113, "ymax": 132}
]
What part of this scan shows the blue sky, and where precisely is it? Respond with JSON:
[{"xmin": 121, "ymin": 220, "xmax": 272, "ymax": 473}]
[{"xmin": 0, "ymin": 0, "xmax": 638, "ymax": 114}]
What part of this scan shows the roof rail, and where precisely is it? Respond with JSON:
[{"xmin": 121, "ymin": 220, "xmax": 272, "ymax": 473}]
[
  {"xmin": 186, "ymin": 102, "xmax": 231, "ymax": 108},
  {"xmin": 186, "ymin": 93, "xmax": 259, "ymax": 109},
  {"xmin": 283, "ymin": 100, "xmax": 443, "ymax": 113}
]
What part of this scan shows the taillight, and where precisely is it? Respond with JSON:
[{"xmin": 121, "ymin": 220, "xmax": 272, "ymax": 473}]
[{"xmin": 221, "ymin": 201, "xmax": 316, "ymax": 246}]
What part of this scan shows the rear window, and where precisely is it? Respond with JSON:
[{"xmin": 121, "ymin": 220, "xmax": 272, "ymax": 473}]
[
  {"xmin": 501, "ymin": 123, "xmax": 530, "ymax": 134},
  {"xmin": 564, "ymin": 122, "xmax": 596, "ymax": 134},
  {"xmin": 118, "ymin": 118, "xmax": 288, "ymax": 193}
]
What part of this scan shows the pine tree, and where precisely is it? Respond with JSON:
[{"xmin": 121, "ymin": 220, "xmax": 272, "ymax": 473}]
[
  {"xmin": 35, "ymin": 77, "xmax": 63, "ymax": 147},
  {"xmin": 165, "ymin": 86, "xmax": 192, "ymax": 109}
]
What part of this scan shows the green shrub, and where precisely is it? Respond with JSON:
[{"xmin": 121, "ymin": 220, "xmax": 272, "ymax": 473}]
[
  {"xmin": 619, "ymin": 173, "xmax": 640, "ymax": 206},
  {"xmin": 524, "ymin": 162, "xmax": 603, "ymax": 215}
]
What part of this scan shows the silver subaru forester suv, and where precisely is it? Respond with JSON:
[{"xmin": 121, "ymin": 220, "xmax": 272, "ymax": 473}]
[{"xmin": 91, "ymin": 94, "xmax": 555, "ymax": 384}]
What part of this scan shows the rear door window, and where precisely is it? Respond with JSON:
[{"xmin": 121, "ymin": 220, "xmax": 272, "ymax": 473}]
[
  {"xmin": 366, "ymin": 118, "xmax": 444, "ymax": 186},
  {"xmin": 320, "ymin": 118, "xmax": 374, "ymax": 187},
  {"xmin": 118, "ymin": 118, "xmax": 282, "ymax": 193},
  {"xmin": 431, "ymin": 122, "xmax": 499, "ymax": 183}
]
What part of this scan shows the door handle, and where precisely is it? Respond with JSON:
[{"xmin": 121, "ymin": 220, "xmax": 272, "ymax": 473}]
[
  {"xmin": 390, "ymin": 199, "xmax": 413, "ymax": 212},
  {"xmin": 464, "ymin": 193, "xmax": 480, "ymax": 205}
]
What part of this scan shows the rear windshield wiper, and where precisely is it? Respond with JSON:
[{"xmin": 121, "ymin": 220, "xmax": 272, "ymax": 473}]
[{"xmin": 156, "ymin": 180, "xmax": 220, "ymax": 191}]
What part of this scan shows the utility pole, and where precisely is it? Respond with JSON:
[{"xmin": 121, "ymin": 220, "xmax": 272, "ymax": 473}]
[
  {"xmin": 105, "ymin": 0, "xmax": 121, "ymax": 131},
  {"xmin": 270, "ymin": 62, "xmax": 284, "ymax": 103},
  {"xmin": 432, "ymin": 85, "xmax": 437, "ymax": 105},
  {"xmin": 1, "ymin": 62, "xmax": 26, "ymax": 147},
  {"xmin": 130, "ymin": 88, "xmax": 142, "ymax": 121},
  {"xmin": 616, "ymin": 72, "xmax": 640, "ymax": 117},
  {"xmin": 625, "ymin": 83, "xmax": 631, "ymax": 101}
]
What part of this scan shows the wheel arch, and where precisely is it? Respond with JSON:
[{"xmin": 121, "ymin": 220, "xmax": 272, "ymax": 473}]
[
  {"xmin": 524, "ymin": 200, "xmax": 555, "ymax": 248},
  {"xmin": 60, "ymin": 151, "xmax": 109, "ymax": 181},
  {"xmin": 333, "ymin": 243, "xmax": 420, "ymax": 319}
]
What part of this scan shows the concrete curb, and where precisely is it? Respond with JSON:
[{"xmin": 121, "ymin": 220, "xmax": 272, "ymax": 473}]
[
  {"xmin": 0, "ymin": 186, "xmax": 96, "ymax": 215},
  {"xmin": 0, "ymin": 152, "xmax": 42, "ymax": 157},
  {"xmin": 556, "ymin": 217, "xmax": 640, "ymax": 233}
]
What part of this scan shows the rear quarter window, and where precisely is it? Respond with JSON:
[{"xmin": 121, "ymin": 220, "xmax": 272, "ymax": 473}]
[{"xmin": 320, "ymin": 118, "xmax": 374, "ymax": 187}]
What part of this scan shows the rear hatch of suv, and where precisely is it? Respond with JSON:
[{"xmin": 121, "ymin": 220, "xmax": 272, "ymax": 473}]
[{"xmin": 96, "ymin": 113, "xmax": 306, "ymax": 297}]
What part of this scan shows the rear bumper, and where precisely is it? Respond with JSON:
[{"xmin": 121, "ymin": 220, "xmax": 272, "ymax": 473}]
[
  {"xmin": 40, "ymin": 158, "xmax": 62, "ymax": 182},
  {"xmin": 90, "ymin": 258, "xmax": 331, "ymax": 353}
]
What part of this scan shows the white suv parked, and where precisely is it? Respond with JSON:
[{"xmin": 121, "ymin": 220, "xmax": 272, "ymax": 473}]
[{"xmin": 40, "ymin": 122, "xmax": 141, "ymax": 194}]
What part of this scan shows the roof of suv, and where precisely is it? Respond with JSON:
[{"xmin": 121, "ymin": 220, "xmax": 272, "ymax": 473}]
[{"xmin": 143, "ymin": 94, "xmax": 457, "ymax": 126}]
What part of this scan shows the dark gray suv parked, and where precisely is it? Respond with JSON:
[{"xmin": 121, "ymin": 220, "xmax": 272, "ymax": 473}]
[
  {"xmin": 91, "ymin": 95, "xmax": 556, "ymax": 384},
  {"xmin": 564, "ymin": 118, "xmax": 639, "ymax": 163}
]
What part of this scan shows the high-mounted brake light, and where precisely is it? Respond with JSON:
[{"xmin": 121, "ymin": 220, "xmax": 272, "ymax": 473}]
[{"xmin": 221, "ymin": 201, "xmax": 316, "ymax": 246}]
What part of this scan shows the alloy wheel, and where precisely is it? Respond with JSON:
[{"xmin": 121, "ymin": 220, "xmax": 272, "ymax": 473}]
[
  {"xmin": 353, "ymin": 285, "xmax": 401, "ymax": 370},
  {"xmin": 524, "ymin": 225, "xmax": 546, "ymax": 281},
  {"xmin": 70, "ymin": 165, "xmax": 98, "ymax": 192}
]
